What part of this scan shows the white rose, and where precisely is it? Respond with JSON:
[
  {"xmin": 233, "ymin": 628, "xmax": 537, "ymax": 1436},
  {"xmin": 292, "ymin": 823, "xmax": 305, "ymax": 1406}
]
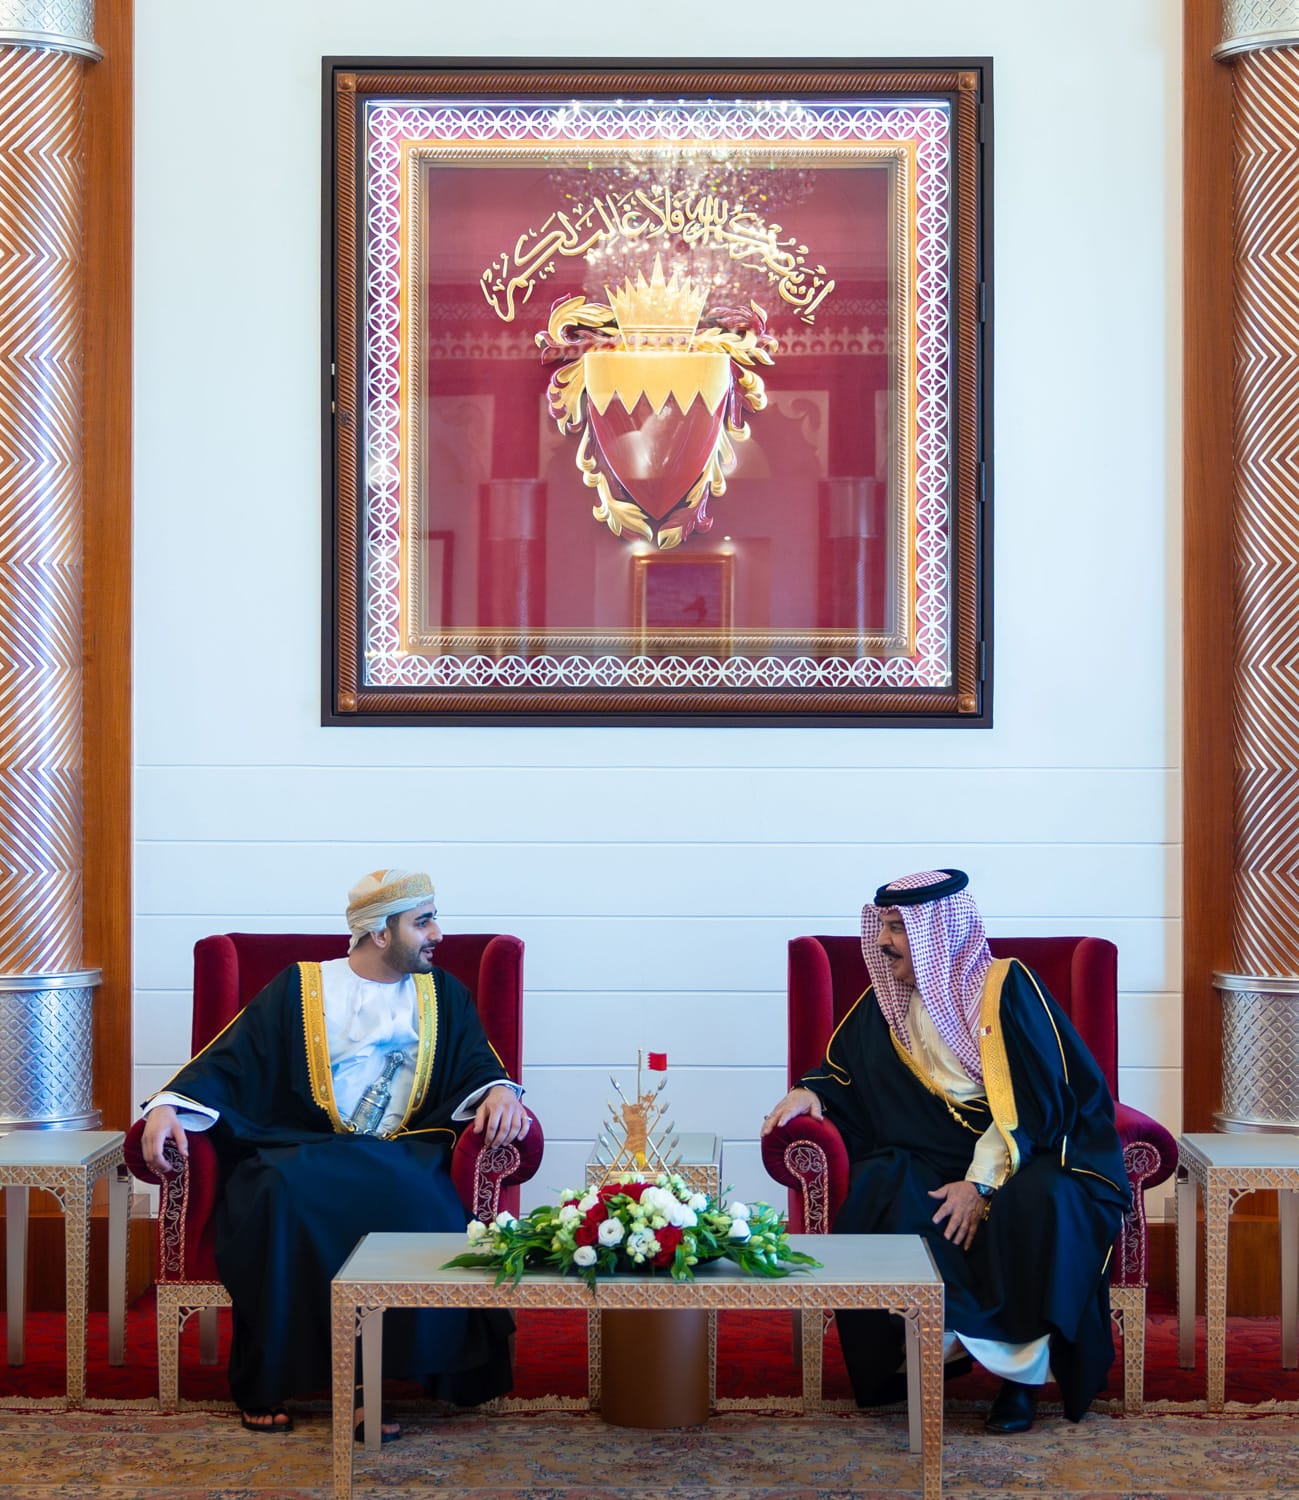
[
  {"xmin": 728, "ymin": 1218, "xmax": 751, "ymax": 1241},
  {"xmin": 688, "ymin": 1193, "xmax": 708, "ymax": 1212},
  {"xmin": 676, "ymin": 1206, "xmax": 698, "ymax": 1229},
  {"xmin": 598, "ymin": 1217, "xmax": 625, "ymax": 1246},
  {"xmin": 728, "ymin": 1201, "xmax": 751, "ymax": 1220},
  {"xmin": 557, "ymin": 1203, "xmax": 581, "ymax": 1224},
  {"xmin": 494, "ymin": 1211, "xmax": 517, "ymax": 1229},
  {"xmin": 578, "ymin": 1192, "xmax": 599, "ymax": 1213},
  {"xmin": 466, "ymin": 1219, "xmax": 488, "ymax": 1242},
  {"xmin": 627, "ymin": 1227, "xmax": 658, "ymax": 1259},
  {"xmin": 573, "ymin": 1245, "xmax": 597, "ymax": 1267}
]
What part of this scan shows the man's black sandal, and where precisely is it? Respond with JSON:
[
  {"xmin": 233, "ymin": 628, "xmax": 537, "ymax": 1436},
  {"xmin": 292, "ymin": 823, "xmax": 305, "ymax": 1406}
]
[{"xmin": 240, "ymin": 1406, "xmax": 293, "ymax": 1434}]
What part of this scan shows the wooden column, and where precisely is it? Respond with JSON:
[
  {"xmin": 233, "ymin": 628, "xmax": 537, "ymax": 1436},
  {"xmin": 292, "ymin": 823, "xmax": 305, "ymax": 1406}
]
[{"xmin": 0, "ymin": 4, "xmax": 104, "ymax": 1130}]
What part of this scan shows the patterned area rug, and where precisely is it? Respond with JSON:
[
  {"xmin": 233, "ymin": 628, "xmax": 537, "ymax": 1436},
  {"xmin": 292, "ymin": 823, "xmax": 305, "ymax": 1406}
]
[{"xmin": 1, "ymin": 1405, "xmax": 1298, "ymax": 1499}]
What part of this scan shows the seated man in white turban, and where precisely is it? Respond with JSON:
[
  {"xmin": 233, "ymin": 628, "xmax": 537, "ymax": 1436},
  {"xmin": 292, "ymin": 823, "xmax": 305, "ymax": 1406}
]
[
  {"xmin": 762, "ymin": 869, "xmax": 1128, "ymax": 1434},
  {"xmin": 139, "ymin": 870, "xmax": 529, "ymax": 1438}
]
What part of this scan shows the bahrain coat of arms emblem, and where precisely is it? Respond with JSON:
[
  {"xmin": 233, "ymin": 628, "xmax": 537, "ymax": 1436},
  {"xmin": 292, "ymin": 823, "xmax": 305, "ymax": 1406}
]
[{"xmin": 536, "ymin": 255, "xmax": 778, "ymax": 552}]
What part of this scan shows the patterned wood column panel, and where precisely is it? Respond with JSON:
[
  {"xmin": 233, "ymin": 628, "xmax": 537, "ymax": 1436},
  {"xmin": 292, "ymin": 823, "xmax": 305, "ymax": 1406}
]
[
  {"xmin": 1232, "ymin": 44, "xmax": 1299, "ymax": 974},
  {"xmin": 0, "ymin": 46, "xmax": 86, "ymax": 974}
]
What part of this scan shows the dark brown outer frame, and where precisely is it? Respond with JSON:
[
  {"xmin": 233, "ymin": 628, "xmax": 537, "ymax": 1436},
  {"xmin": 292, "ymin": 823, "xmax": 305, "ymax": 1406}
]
[{"xmin": 324, "ymin": 61, "xmax": 991, "ymax": 726}]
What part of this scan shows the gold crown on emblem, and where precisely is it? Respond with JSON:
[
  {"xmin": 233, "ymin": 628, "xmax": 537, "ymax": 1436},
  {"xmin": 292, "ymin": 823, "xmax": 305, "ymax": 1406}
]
[{"xmin": 606, "ymin": 255, "xmax": 708, "ymax": 351}]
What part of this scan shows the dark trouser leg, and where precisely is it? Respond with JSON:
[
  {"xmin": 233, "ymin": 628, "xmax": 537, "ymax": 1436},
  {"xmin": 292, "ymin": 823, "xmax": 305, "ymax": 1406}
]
[{"xmin": 835, "ymin": 1309, "xmax": 906, "ymax": 1406}]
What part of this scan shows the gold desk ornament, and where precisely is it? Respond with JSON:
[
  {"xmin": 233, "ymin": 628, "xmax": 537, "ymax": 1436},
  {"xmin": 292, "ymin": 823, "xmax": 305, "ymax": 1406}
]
[{"xmin": 591, "ymin": 1049, "xmax": 683, "ymax": 1187}]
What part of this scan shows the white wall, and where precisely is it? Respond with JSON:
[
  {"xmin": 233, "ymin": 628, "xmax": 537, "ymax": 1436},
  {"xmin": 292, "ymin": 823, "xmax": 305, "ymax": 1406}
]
[{"xmin": 133, "ymin": 0, "xmax": 1183, "ymax": 1210}]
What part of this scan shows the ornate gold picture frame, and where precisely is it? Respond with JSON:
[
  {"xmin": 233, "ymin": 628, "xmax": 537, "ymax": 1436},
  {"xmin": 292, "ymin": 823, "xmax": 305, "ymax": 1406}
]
[{"xmin": 324, "ymin": 61, "xmax": 991, "ymax": 724}]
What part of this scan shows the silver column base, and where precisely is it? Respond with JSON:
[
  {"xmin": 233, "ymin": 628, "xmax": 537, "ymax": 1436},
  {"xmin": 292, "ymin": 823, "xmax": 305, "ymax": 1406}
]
[
  {"xmin": 1214, "ymin": 971, "xmax": 1299, "ymax": 1132},
  {"xmin": 0, "ymin": 969, "xmax": 103, "ymax": 1130}
]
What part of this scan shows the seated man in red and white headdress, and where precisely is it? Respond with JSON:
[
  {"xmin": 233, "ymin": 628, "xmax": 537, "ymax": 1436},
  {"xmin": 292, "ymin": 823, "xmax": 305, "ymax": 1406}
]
[{"xmin": 763, "ymin": 869, "xmax": 1128, "ymax": 1433}]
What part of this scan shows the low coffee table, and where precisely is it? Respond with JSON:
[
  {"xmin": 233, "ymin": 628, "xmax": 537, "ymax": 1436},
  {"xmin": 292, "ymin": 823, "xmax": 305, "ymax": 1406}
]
[{"xmin": 332, "ymin": 1230, "xmax": 944, "ymax": 1500}]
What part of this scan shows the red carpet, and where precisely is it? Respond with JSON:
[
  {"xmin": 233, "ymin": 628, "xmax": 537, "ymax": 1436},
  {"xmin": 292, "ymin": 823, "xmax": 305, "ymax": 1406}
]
[{"xmin": 3, "ymin": 1290, "xmax": 1298, "ymax": 1408}]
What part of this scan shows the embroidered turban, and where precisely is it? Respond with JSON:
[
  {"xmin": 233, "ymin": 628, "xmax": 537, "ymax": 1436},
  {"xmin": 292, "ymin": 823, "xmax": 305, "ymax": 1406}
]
[
  {"xmin": 345, "ymin": 869, "xmax": 435, "ymax": 954},
  {"xmin": 861, "ymin": 868, "xmax": 993, "ymax": 1082}
]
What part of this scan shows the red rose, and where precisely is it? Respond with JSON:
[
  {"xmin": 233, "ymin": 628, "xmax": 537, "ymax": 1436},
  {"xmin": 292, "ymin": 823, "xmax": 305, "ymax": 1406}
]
[
  {"xmin": 574, "ymin": 1221, "xmax": 599, "ymax": 1246},
  {"xmin": 652, "ymin": 1226, "xmax": 683, "ymax": 1267},
  {"xmin": 616, "ymin": 1182, "xmax": 648, "ymax": 1202}
]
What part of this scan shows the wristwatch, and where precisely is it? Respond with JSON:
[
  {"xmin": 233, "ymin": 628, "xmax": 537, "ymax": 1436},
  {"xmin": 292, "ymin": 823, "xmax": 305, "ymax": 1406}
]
[{"xmin": 974, "ymin": 1181, "xmax": 996, "ymax": 1199}]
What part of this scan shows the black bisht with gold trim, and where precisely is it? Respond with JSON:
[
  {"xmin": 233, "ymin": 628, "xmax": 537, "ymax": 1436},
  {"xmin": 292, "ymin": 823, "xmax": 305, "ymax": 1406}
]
[
  {"xmin": 801, "ymin": 957, "xmax": 1129, "ymax": 1420},
  {"xmin": 157, "ymin": 961, "xmax": 513, "ymax": 1411}
]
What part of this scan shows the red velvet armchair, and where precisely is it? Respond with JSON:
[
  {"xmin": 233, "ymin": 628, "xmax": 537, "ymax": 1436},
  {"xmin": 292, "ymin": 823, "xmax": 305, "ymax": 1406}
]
[
  {"xmin": 760, "ymin": 934, "xmax": 1177, "ymax": 1413},
  {"xmin": 124, "ymin": 931, "xmax": 543, "ymax": 1406}
]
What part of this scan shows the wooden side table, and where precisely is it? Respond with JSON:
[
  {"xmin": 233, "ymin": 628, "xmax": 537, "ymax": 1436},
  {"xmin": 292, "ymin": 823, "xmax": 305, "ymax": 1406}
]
[
  {"xmin": 584, "ymin": 1131, "xmax": 721, "ymax": 1418},
  {"xmin": 1175, "ymin": 1130, "xmax": 1299, "ymax": 1411},
  {"xmin": 0, "ymin": 1128, "xmax": 132, "ymax": 1405}
]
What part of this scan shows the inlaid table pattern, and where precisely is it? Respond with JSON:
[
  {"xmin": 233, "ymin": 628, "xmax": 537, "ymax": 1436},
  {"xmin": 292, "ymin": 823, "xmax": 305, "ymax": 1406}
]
[
  {"xmin": 0, "ymin": 1128, "xmax": 132, "ymax": 1405},
  {"xmin": 1176, "ymin": 1130, "xmax": 1299, "ymax": 1411},
  {"xmin": 331, "ymin": 1230, "xmax": 945, "ymax": 1500}
]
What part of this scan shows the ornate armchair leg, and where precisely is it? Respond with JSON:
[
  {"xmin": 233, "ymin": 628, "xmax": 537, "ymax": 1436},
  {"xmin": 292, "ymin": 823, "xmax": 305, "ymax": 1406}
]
[
  {"xmin": 1110, "ymin": 1284, "xmax": 1145, "ymax": 1414},
  {"xmin": 156, "ymin": 1285, "xmax": 182, "ymax": 1408}
]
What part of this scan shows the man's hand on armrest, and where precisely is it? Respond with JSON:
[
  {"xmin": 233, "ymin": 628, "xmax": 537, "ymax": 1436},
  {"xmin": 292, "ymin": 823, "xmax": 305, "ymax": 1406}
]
[
  {"xmin": 140, "ymin": 1104, "xmax": 188, "ymax": 1176},
  {"xmin": 761, "ymin": 1086, "xmax": 825, "ymax": 1136},
  {"xmin": 472, "ymin": 1084, "xmax": 531, "ymax": 1148}
]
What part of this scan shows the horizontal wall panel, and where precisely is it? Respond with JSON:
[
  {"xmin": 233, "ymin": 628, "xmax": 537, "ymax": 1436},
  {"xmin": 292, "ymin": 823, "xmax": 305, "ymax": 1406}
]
[
  {"xmin": 517, "ymin": 1065, "xmax": 783, "ymax": 1145},
  {"xmin": 1116, "ymin": 1066, "xmax": 1183, "ymax": 1137},
  {"xmin": 135, "ymin": 840, "xmax": 1177, "ymax": 926},
  {"xmin": 1116, "ymin": 993, "xmax": 1182, "ymax": 1069},
  {"xmin": 134, "ymin": 913, "xmax": 1181, "ymax": 997},
  {"xmin": 134, "ymin": 1063, "xmax": 180, "ymax": 1109},
  {"xmin": 133, "ymin": 990, "xmax": 194, "ymax": 1066},
  {"xmin": 137, "ymin": 766, "xmax": 1179, "ymax": 847},
  {"xmin": 523, "ymin": 993, "xmax": 783, "ymax": 1067}
]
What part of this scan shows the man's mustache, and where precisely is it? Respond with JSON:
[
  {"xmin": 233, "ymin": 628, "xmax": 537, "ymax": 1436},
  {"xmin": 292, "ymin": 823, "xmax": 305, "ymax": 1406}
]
[{"xmin": 880, "ymin": 945, "xmax": 903, "ymax": 960}]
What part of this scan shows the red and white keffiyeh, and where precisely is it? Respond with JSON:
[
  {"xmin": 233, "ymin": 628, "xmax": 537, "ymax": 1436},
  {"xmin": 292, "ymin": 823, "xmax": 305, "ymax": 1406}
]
[{"xmin": 861, "ymin": 869, "xmax": 994, "ymax": 1083}]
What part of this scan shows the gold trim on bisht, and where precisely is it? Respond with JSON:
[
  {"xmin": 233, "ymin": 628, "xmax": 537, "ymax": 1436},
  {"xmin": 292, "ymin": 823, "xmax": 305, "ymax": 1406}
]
[
  {"xmin": 303, "ymin": 961, "xmax": 441, "ymax": 1136},
  {"xmin": 301, "ymin": 961, "xmax": 346, "ymax": 1132},
  {"xmin": 887, "ymin": 1026, "xmax": 989, "ymax": 1136},
  {"xmin": 977, "ymin": 958, "xmax": 1021, "ymax": 1176},
  {"xmin": 402, "ymin": 971, "xmax": 439, "ymax": 1121}
]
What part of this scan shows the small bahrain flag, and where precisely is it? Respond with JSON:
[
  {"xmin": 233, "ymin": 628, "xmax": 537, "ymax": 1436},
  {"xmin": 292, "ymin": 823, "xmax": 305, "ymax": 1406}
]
[{"xmin": 647, "ymin": 1052, "xmax": 668, "ymax": 1071}]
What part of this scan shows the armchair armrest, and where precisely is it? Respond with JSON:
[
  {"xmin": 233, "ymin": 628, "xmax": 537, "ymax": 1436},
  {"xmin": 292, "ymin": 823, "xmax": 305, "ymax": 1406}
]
[
  {"xmin": 122, "ymin": 1116, "xmax": 158, "ymax": 1185},
  {"xmin": 759, "ymin": 1114, "xmax": 851, "ymax": 1235},
  {"xmin": 124, "ymin": 1118, "xmax": 224, "ymax": 1282},
  {"xmin": 451, "ymin": 1108, "xmax": 545, "ymax": 1223},
  {"xmin": 1112, "ymin": 1101, "xmax": 1178, "ymax": 1195},
  {"xmin": 1110, "ymin": 1100, "xmax": 1179, "ymax": 1288}
]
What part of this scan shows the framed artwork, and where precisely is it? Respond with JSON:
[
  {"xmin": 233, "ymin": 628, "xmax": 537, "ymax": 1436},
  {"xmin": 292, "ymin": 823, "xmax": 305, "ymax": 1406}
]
[
  {"xmin": 324, "ymin": 60, "xmax": 991, "ymax": 724},
  {"xmin": 633, "ymin": 550, "xmax": 734, "ymax": 654}
]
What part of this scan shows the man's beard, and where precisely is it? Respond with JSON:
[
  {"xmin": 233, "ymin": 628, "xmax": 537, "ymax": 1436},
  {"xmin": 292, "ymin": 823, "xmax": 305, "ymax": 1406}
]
[{"xmin": 390, "ymin": 935, "xmax": 437, "ymax": 973}]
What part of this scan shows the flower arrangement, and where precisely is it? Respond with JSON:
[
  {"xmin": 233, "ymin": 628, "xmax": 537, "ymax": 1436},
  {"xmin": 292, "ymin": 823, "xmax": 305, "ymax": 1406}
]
[{"xmin": 444, "ymin": 1173, "xmax": 819, "ymax": 1288}]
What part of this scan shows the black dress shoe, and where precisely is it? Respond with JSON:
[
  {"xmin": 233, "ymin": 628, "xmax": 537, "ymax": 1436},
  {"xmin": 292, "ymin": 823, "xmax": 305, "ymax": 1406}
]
[
  {"xmin": 984, "ymin": 1379, "xmax": 1038, "ymax": 1433},
  {"xmin": 854, "ymin": 1371, "xmax": 909, "ymax": 1407}
]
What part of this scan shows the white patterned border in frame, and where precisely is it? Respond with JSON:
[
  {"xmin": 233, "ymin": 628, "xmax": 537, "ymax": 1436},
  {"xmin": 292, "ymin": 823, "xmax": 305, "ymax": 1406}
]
[{"xmin": 361, "ymin": 98, "xmax": 951, "ymax": 692}]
